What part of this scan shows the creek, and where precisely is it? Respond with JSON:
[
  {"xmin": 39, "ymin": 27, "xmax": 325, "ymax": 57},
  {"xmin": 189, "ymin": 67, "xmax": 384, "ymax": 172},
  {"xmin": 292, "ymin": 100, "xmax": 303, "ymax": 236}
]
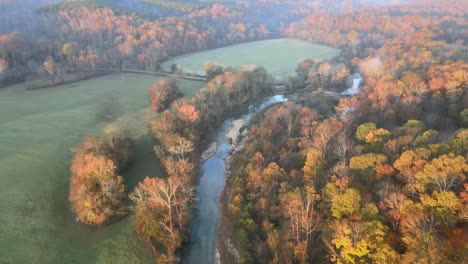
[{"xmin": 186, "ymin": 95, "xmax": 288, "ymax": 264}]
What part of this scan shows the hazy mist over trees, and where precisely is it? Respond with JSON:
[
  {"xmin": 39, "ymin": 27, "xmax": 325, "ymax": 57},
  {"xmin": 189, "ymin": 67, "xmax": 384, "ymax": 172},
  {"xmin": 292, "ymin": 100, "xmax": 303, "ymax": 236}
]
[{"xmin": 0, "ymin": 0, "xmax": 466, "ymax": 263}]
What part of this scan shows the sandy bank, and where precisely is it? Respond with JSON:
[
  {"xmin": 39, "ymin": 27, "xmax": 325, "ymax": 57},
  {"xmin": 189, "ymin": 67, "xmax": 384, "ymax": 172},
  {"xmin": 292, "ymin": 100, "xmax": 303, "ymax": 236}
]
[
  {"xmin": 226, "ymin": 118, "xmax": 245, "ymax": 145},
  {"xmin": 201, "ymin": 142, "xmax": 217, "ymax": 162}
]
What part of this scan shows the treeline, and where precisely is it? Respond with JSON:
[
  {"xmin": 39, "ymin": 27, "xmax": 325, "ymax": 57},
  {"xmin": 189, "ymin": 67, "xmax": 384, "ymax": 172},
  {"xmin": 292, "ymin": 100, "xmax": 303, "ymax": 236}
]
[
  {"xmin": 38, "ymin": 1, "xmax": 111, "ymax": 12},
  {"xmin": 69, "ymin": 126, "xmax": 135, "ymax": 225},
  {"xmin": 285, "ymin": 3, "xmax": 467, "ymax": 57},
  {"xmin": 142, "ymin": 0, "xmax": 204, "ymax": 13},
  {"xmin": 286, "ymin": 5, "xmax": 467, "ymax": 129},
  {"xmin": 125, "ymin": 67, "xmax": 274, "ymax": 262},
  {"xmin": 0, "ymin": 4, "xmax": 268, "ymax": 87}
]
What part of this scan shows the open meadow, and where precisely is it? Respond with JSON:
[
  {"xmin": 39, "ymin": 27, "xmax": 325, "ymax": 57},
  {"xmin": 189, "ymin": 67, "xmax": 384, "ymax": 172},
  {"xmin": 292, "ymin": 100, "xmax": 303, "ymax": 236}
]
[
  {"xmin": 0, "ymin": 73, "xmax": 205, "ymax": 263},
  {"xmin": 161, "ymin": 38, "xmax": 340, "ymax": 80}
]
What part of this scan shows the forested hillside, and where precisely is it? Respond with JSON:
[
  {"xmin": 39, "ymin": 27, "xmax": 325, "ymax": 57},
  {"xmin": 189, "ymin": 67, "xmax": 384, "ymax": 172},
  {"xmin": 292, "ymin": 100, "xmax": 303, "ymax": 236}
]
[{"xmin": 0, "ymin": 3, "xmax": 268, "ymax": 87}]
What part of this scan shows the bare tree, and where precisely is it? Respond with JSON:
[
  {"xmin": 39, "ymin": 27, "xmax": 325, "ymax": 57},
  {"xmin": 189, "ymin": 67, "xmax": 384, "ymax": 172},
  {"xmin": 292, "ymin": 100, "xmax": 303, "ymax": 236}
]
[{"xmin": 168, "ymin": 136, "xmax": 195, "ymax": 159}]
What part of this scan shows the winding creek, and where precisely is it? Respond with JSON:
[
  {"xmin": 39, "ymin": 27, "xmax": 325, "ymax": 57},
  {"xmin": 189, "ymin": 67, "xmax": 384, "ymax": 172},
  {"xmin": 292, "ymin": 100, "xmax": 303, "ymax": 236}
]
[
  {"xmin": 187, "ymin": 73, "xmax": 363, "ymax": 263},
  {"xmin": 187, "ymin": 95, "xmax": 288, "ymax": 264}
]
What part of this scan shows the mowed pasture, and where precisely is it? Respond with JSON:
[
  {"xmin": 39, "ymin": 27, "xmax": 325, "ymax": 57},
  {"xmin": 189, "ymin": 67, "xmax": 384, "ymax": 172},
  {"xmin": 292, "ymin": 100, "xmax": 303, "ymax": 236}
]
[
  {"xmin": 162, "ymin": 38, "xmax": 340, "ymax": 80},
  {"xmin": 0, "ymin": 73, "xmax": 205, "ymax": 264}
]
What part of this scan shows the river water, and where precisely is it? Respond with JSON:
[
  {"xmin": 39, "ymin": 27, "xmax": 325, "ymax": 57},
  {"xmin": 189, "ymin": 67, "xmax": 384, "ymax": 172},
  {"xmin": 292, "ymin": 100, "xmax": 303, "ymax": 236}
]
[
  {"xmin": 187, "ymin": 95, "xmax": 288, "ymax": 264},
  {"xmin": 341, "ymin": 73, "xmax": 363, "ymax": 95}
]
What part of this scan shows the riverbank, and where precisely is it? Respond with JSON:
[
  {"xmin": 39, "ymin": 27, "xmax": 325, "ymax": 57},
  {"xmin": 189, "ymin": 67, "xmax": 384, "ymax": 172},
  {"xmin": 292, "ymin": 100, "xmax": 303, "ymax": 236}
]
[
  {"xmin": 187, "ymin": 95, "xmax": 288, "ymax": 264},
  {"xmin": 217, "ymin": 186, "xmax": 240, "ymax": 264},
  {"xmin": 216, "ymin": 118, "xmax": 253, "ymax": 264},
  {"xmin": 216, "ymin": 117, "xmax": 256, "ymax": 264},
  {"xmin": 218, "ymin": 98, "xmax": 291, "ymax": 263}
]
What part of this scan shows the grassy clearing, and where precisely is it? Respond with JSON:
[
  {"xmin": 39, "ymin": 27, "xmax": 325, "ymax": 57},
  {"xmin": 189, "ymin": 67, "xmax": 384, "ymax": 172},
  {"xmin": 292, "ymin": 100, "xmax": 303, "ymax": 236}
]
[
  {"xmin": 161, "ymin": 38, "xmax": 340, "ymax": 80},
  {"xmin": 0, "ymin": 73, "xmax": 205, "ymax": 263}
]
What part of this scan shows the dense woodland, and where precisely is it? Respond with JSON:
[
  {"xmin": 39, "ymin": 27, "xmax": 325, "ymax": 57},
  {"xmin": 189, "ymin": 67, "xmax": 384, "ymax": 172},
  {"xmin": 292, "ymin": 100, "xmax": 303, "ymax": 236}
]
[
  {"xmin": 0, "ymin": 2, "xmax": 269, "ymax": 87},
  {"xmin": 2, "ymin": 0, "xmax": 466, "ymax": 263},
  {"xmin": 223, "ymin": 2, "xmax": 467, "ymax": 264}
]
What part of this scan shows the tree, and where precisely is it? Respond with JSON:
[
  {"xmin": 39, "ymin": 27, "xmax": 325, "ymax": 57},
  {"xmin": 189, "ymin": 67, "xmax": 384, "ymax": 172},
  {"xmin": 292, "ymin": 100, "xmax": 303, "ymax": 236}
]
[
  {"xmin": 130, "ymin": 176, "xmax": 195, "ymax": 262},
  {"xmin": 421, "ymin": 191, "xmax": 462, "ymax": 225},
  {"xmin": 355, "ymin": 123, "xmax": 377, "ymax": 142},
  {"xmin": 167, "ymin": 135, "xmax": 195, "ymax": 159},
  {"xmin": 335, "ymin": 97, "xmax": 360, "ymax": 121},
  {"xmin": 102, "ymin": 125, "xmax": 135, "ymax": 170},
  {"xmin": 69, "ymin": 153, "xmax": 126, "ymax": 225},
  {"xmin": 413, "ymin": 129, "xmax": 438, "ymax": 147},
  {"xmin": 460, "ymin": 109, "xmax": 468, "ymax": 126},
  {"xmin": 332, "ymin": 64, "xmax": 350, "ymax": 87},
  {"xmin": 204, "ymin": 61, "xmax": 224, "ymax": 80},
  {"xmin": 0, "ymin": 58, "xmax": 8, "ymax": 83},
  {"xmin": 87, "ymin": 54, "xmax": 98, "ymax": 71},
  {"xmin": 347, "ymin": 30, "xmax": 360, "ymax": 46},
  {"xmin": 281, "ymin": 186, "xmax": 321, "ymax": 246},
  {"xmin": 299, "ymin": 107, "xmax": 319, "ymax": 139},
  {"xmin": 326, "ymin": 214, "xmax": 399, "ymax": 264},
  {"xmin": 171, "ymin": 64, "xmax": 178, "ymax": 73},
  {"xmin": 303, "ymin": 149, "xmax": 322, "ymax": 182},
  {"xmin": 0, "ymin": 58, "xmax": 8, "ymax": 73},
  {"xmin": 349, "ymin": 153, "xmax": 388, "ymax": 171},
  {"xmin": 313, "ymin": 118, "xmax": 343, "ymax": 159},
  {"xmin": 400, "ymin": 71, "xmax": 428, "ymax": 96},
  {"xmin": 177, "ymin": 104, "xmax": 199, "ymax": 123},
  {"xmin": 134, "ymin": 176, "xmax": 195, "ymax": 234},
  {"xmin": 393, "ymin": 150, "xmax": 426, "ymax": 185},
  {"xmin": 261, "ymin": 162, "xmax": 285, "ymax": 193},
  {"xmin": 148, "ymin": 78, "xmax": 181, "ymax": 112},
  {"xmin": 162, "ymin": 157, "xmax": 194, "ymax": 180},
  {"xmin": 151, "ymin": 110, "xmax": 176, "ymax": 140},
  {"xmin": 61, "ymin": 43, "xmax": 74, "ymax": 61},
  {"xmin": 266, "ymin": 228, "xmax": 281, "ymax": 263},
  {"xmin": 296, "ymin": 59, "xmax": 315, "ymax": 84},
  {"xmin": 400, "ymin": 207, "xmax": 442, "ymax": 264},
  {"xmin": 331, "ymin": 188, "xmax": 361, "ymax": 219},
  {"xmin": 450, "ymin": 129, "xmax": 468, "ymax": 155},
  {"xmin": 415, "ymin": 154, "xmax": 467, "ymax": 192},
  {"xmin": 43, "ymin": 59, "xmax": 56, "ymax": 77},
  {"xmin": 334, "ymin": 132, "xmax": 353, "ymax": 164},
  {"xmin": 277, "ymin": 185, "xmax": 321, "ymax": 263},
  {"xmin": 360, "ymin": 57, "xmax": 383, "ymax": 85},
  {"xmin": 381, "ymin": 192, "xmax": 408, "ymax": 230},
  {"xmin": 365, "ymin": 128, "xmax": 390, "ymax": 144}
]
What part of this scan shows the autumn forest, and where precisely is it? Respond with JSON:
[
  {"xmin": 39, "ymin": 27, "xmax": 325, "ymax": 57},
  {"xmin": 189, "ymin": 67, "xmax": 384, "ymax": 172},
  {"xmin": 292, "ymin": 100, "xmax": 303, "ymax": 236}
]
[{"xmin": 0, "ymin": 0, "xmax": 467, "ymax": 264}]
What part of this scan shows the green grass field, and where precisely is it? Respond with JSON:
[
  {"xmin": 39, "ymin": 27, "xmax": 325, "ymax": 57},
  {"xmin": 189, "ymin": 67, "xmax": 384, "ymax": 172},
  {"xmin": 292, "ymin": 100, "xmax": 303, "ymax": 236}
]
[
  {"xmin": 161, "ymin": 38, "xmax": 340, "ymax": 80},
  {"xmin": 0, "ymin": 73, "xmax": 205, "ymax": 263}
]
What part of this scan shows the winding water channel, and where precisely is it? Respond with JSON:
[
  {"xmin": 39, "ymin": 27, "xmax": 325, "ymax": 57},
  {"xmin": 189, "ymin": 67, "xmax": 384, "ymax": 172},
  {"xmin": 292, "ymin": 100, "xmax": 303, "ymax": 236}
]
[{"xmin": 187, "ymin": 95, "xmax": 288, "ymax": 264}]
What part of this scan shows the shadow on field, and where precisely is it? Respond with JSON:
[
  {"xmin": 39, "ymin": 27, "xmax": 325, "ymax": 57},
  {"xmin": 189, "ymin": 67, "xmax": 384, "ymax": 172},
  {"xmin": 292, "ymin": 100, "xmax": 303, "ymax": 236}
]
[{"xmin": 95, "ymin": 95, "xmax": 123, "ymax": 123}]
